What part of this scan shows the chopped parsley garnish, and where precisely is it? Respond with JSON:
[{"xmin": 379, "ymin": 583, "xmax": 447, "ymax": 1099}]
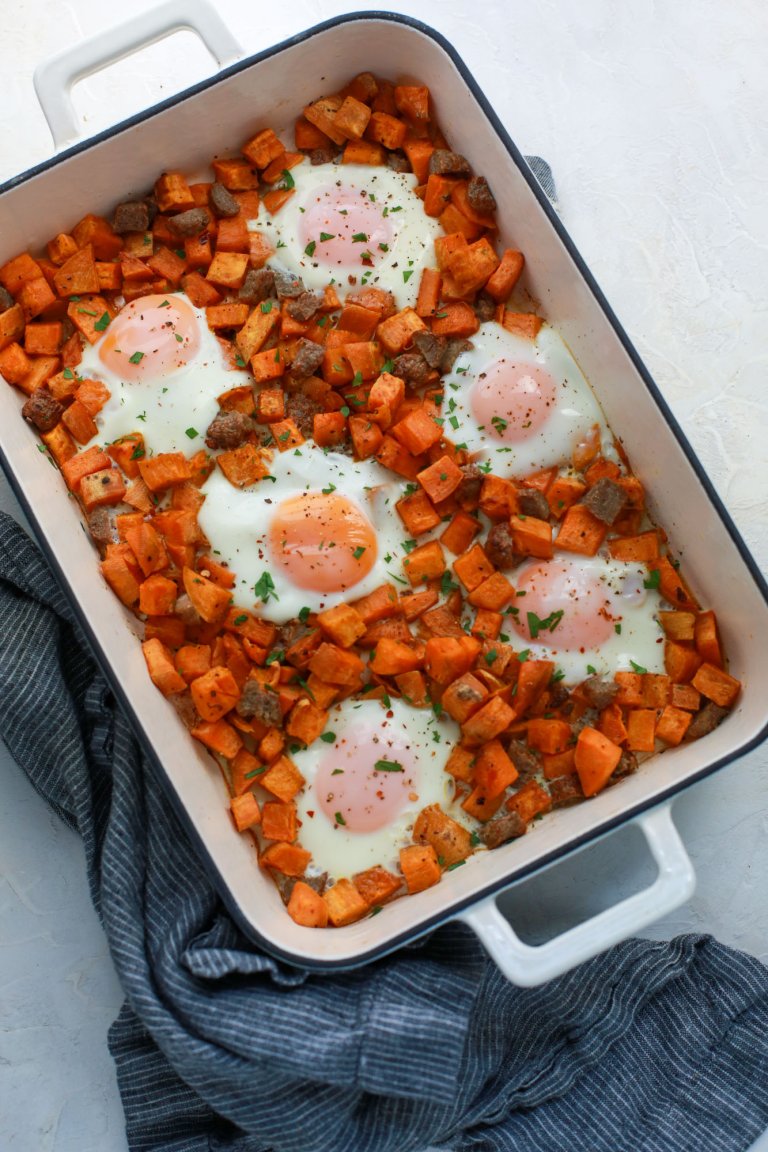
[
  {"xmin": 527, "ymin": 609, "xmax": 564, "ymax": 639},
  {"xmin": 298, "ymin": 606, "xmax": 311, "ymax": 623},
  {"xmin": 440, "ymin": 571, "xmax": 458, "ymax": 596},
  {"xmin": 340, "ymin": 405, "xmax": 350, "ymax": 417},
  {"xmin": 185, "ymin": 427, "xmax": 199, "ymax": 439},
  {"xmin": 446, "ymin": 859, "xmax": 466, "ymax": 871},
  {"xmin": 77, "ymin": 307, "xmax": 97, "ymax": 316},
  {"xmin": 378, "ymin": 242, "xmax": 389, "ymax": 252},
  {"xmin": 449, "ymin": 415, "xmax": 460, "ymax": 430},
  {"xmin": 352, "ymin": 546, "xmax": 366, "ymax": 559},
  {"xmin": 491, "ymin": 415, "xmax": 508, "ymax": 432},
  {"xmin": 278, "ymin": 169, "xmax": 296, "ymax": 191},
  {"xmin": 233, "ymin": 614, "xmax": 248, "ymax": 626},
  {"xmin": 304, "ymin": 240, "xmax": 316, "ymax": 257},
  {"xmin": 244, "ymin": 766, "xmax": 267, "ymax": 779},
  {"xmin": 319, "ymin": 232, "xmax": 335, "ymax": 241},
  {"xmin": 174, "ymin": 332, "xmax": 183, "ymax": 343},
  {"xmin": 614, "ymin": 623, "xmax": 622, "ymax": 635},
  {"xmin": 235, "ymin": 354, "xmax": 246, "ymax": 367},
  {"xmin": 334, "ymin": 812, "xmax": 346, "ymax": 826},
  {"xmin": 382, "ymin": 359, "xmax": 394, "ymax": 373},
  {"xmin": 351, "ymin": 232, "xmax": 368, "ymax": 242},
  {"xmin": 130, "ymin": 445, "xmax": 145, "ymax": 460},
  {"xmin": 470, "ymin": 831, "xmax": 482, "ymax": 847},
  {"xmin": 630, "ymin": 660, "xmax": 648, "ymax": 674},
  {"xmin": 644, "ymin": 568, "xmax": 661, "ymax": 589},
  {"xmin": 374, "ymin": 759, "xmax": 404, "ymax": 773},
  {"xmin": 322, "ymin": 482, "xmax": 337, "ymax": 494},
  {"xmin": 402, "ymin": 269, "xmax": 414, "ymax": 282},
  {"xmin": 320, "ymin": 732, "xmax": 336, "ymax": 743},
  {"xmin": 62, "ymin": 367, "xmax": 74, "ymax": 380},
  {"xmin": 402, "ymin": 539, "xmax": 417, "ymax": 553},
  {"xmin": 254, "ymin": 571, "xmax": 278, "ymax": 603},
  {"xmin": 136, "ymin": 411, "xmax": 147, "ymax": 422},
  {"xmin": 332, "ymin": 768, "xmax": 344, "ymax": 775},
  {"xmin": 260, "ymin": 300, "xmax": 273, "ymax": 313},
  {"xmin": 587, "ymin": 664, "xmax": 597, "ymax": 675},
  {"xmin": 265, "ymin": 650, "xmax": 284, "ymax": 665},
  {"xmin": 484, "ymin": 649, "xmax": 498, "ymax": 665}
]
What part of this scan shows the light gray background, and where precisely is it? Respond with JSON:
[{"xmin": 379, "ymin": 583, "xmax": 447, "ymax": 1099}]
[{"xmin": 1, "ymin": 1, "xmax": 767, "ymax": 1149}]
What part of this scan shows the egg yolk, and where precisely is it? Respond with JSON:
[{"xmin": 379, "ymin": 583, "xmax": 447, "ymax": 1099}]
[
  {"xmin": 299, "ymin": 185, "xmax": 395, "ymax": 271},
  {"xmin": 98, "ymin": 293, "xmax": 200, "ymax": 380},
  {"xmin": 268, "ymin": 491, "xmax": 377, "ymax": 593},
  {"xmin": 471, "ymin": 358, "xmax": 558, "ymax": 441},
  {"xmin": 315, "ymin": 724, "xmax": 416, "ymax": 832},
  {"xmin": 511, "ymin": 561, "xmax": 616, "ymax": 650}
]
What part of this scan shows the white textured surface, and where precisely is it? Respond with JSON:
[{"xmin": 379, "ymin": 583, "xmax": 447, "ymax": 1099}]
[{"xmin": 1, "ymin": 2, "xmax": 767, "ymax": 1150}]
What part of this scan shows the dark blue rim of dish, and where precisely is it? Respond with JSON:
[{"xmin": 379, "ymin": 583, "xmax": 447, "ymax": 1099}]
[{"xmin": 2, "ymin": 10, "xmax": 768, "ymax": 972}]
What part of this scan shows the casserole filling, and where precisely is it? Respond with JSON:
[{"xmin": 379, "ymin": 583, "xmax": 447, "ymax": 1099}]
[{"xmin": 0, "ymin": 72, "xmax": 741, "ymax": 930}]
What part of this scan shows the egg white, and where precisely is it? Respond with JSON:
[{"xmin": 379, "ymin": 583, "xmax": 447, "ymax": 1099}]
[
  {"xmin": 249, "ymin": 163, "xmax": 442, "ymax": 308},
  {"xmin": 506, "ymin": 553, "xmax": 665, "ymax": 684},
  {"xmin": 197, "ymin": 443, "xmax": 418, "ymax": 622},
  {"xmin": 79, "ymin": 296, "xmax": 252, "ymax": 456},
  {"xmin": 293, "ymin": 696, "xmax": 473, "ymax": 881},
  {"xmin": 443, "ymin": 322, "xmax": 618, "ymax": 478}
]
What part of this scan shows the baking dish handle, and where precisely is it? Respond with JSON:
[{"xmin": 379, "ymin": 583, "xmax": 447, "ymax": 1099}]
[
  {"xmin": 33, "ymin": 0, "xmax": 243, "ymax": 151},
  {"xmin": 458, "ymin": 801, "xmax": 695, "ymax": 987}
]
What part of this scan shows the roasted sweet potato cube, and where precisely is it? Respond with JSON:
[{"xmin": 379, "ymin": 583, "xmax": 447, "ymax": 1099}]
[
  {"xmin": 230, "ymin": 792, "xmax": 262, "ymax": 832},
  {"xmin": 399, "ymin": 844, "xmax": 441, "ymax": 894},
  {"xmin": 353, "ymin": 866, "xmax": 402, "ymax": 906},
  {"xmin": 317, "ymin": 603, "xmax": 366, "ymax": 648},
  {"xmin": 333, "ymin": 95, "xmax": 372, "ymax": 140},
  {"xmin": 286, "ymin": 882, "xmax": 328, "ymax": 928},
  {"xmin": 441, "ymin": 673, "xmax": 489, "ymax": 724},
  {"xmin": 190, "ymin": 665, "xmax": 241, "ymax": 722},
  {"xmin": 511, "ymin": 514, "xmax": 554, "ymax": 560},
  {"xmin": 691, "ymin": 662, "xmax": 741, "ymax": 708},
  {"xmin": 453, "ymin": 543, "xmax": 495, "ymax": 592},
  {"xmin": 217, "ymin": 443, "xmax": 270, "ymax": 488},
  {"xmin": 261, "ymin": 801, "xmax": 297, "ymax": 842},
  {"xmin": 260, "ymin": 842, "xmax": 311, "ymax": 877},
  {"xmin": 402, "ymin": 539, "xmax": 446, "ymax": 586},
  {"xmin": 461, "ymin": 695, "xmax": 516, "ymax": 745},
  {"xmin": 413, "ymin": 804, "xmax": 473, "ymax": 866},
  {"xmin": 323, "ymin": 878, "xmax": 370, "ymax": 926},
  {"xmin": 505, "ymin": 779, "xmax": 552, "ymax": 823},
  {"xmin": 141, "ymin": 638, "xmax": 187, "ymax": 696},
  {"xmin": 260, "ymin": 755, "xmax": 305, "ymax": 802},
  {"xmin": 307, "ymin": 643, "xmax": 365, "ymax": 688},
  {"xmin": 655, "ymin": 705, "xmax": 693, "ymax": 747},
  {"xmin": 424, "ymin": 635, "xmax": 481, "ymax": 685},
  {"xmin": 474, "ymin": 740, "xmax": 519, "ymax": 799},
  {"xmin": 154, "ymin": 171, "xmax": 195, "ymax": 212},
  {"xmin": 79, "ymin": 468, "xmax": 126, "ymax": 511},
  {"xmin": 123, "ymin": 522, "xmax": 169, "ymax": 577},
  {"xmin": 242, "ymin": 127, "xmax": 284, "ymax": 169},
  {"xmin": 182, "ymin": 567, "xmax": 232, "ymax": 624},
  {"xmin": 285, "ymin": 698, "xmax": 329, "ymax": 746},
  {"xmin": 206, "ymin": 251, "xmax": 249, "ymax": 290}
]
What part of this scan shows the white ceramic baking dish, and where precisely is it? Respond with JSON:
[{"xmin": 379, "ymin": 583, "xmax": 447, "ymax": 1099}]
[{"xmin": 2, "ymin": 2, "xmax": 767, "ymax": 986}]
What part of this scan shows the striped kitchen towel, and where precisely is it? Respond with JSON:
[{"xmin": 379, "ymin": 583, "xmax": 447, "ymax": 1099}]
[{"xmin": 1, "ymin": 508, "xmax": 767, "ymax": 1152}]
